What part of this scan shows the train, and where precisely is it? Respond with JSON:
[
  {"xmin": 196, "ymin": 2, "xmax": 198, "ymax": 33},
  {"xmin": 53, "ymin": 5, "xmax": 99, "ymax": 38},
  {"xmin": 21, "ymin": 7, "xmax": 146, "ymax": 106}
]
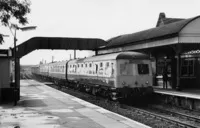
[{"xmin": 31, "ymin": 51, "xmax": 153, "ymax": 101}]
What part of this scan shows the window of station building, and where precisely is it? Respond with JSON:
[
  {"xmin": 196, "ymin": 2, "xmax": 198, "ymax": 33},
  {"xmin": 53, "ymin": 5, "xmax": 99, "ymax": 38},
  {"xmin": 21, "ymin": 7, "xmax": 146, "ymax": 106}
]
[
  {"xmin": 85, "ymin": 63, "xmax": 87, "ymax": 68},
  {"xmin": 89, "ymin": 63, "xmax": 92, "ymax": 67},
  {"xmin": 156, "ymin": 59, "xmax": 171, "ymax": 76},
  {"xmin": 181, "ymin": 58, "xmax": 194, "ymax": 77}
]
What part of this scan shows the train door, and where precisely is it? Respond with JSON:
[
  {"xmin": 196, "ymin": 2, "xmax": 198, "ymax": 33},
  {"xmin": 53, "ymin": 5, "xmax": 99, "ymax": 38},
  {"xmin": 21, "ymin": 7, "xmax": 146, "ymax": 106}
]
[{"xmin": 65, "ymin": 61, "xmax": 69, "ymax": 80}]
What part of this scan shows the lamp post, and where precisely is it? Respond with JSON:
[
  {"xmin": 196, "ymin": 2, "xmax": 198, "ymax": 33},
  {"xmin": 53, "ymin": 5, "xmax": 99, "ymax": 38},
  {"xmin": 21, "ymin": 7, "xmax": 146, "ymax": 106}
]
[{"xmin": 12, "ymin": 25, "xmax": 36, "ymax": 106}]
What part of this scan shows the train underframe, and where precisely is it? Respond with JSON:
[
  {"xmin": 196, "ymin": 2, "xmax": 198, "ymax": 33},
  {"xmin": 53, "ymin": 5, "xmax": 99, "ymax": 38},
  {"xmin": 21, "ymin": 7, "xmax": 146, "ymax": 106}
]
[{"xmin": 33, "ymin": 74, "xmax": 153, "ymax": 104}]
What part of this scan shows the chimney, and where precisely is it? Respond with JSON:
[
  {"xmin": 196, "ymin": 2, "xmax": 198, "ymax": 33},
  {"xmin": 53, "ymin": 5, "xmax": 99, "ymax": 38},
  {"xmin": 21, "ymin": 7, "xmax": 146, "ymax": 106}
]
[
  {"xmin": 159, "ymin": 12, "xmax": 166, "ymax": 19},
  {"xmin": 156, "ymin": 12, "xmax": 166, "ymax": 27}
]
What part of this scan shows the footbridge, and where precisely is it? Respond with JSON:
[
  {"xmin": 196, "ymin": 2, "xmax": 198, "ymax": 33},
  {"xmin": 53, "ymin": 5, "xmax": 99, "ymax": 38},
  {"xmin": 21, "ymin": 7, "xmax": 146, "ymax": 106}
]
[{"xmin": 15, "ymin": 37, "xmax": 107, "ymax": 58}]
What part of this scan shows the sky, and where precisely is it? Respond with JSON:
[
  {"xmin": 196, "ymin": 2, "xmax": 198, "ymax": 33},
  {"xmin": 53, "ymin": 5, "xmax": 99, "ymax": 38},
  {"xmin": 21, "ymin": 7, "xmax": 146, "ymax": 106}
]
[{"xmin": 1, "ymin": 0, "xmax": 200, "ymax": 65}]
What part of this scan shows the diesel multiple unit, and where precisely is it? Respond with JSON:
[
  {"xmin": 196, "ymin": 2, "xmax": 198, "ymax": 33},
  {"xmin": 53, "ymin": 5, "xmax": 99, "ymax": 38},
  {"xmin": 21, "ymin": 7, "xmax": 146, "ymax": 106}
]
[{"xmin": 32, "ymin": 52, "xmax": 153, "ymax": 101}]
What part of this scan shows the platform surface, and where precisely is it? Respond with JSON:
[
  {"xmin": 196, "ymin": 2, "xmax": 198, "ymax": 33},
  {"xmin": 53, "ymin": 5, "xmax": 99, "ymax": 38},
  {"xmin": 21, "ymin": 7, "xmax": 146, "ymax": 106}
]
[
  {"xmin": 154, "ymin": 88, "xmax": 200, "ymax": 100},
  {"xmin": 0, "ymin": 80, "xmax": 150, "ymax": 128}
]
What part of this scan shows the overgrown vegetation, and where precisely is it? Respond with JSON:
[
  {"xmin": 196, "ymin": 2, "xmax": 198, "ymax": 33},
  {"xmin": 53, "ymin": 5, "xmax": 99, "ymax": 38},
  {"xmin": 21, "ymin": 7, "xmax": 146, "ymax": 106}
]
[{"xmin": 0, "ymin": 0, "xmax": 31, "ymax": 44}]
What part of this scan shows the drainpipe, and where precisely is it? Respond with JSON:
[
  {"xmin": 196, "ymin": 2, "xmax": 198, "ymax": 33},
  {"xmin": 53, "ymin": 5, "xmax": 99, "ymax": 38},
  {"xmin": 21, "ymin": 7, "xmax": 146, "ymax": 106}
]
[{"xmin": 176, "ymin": 44, "xmax": 181, "ymax": 91}]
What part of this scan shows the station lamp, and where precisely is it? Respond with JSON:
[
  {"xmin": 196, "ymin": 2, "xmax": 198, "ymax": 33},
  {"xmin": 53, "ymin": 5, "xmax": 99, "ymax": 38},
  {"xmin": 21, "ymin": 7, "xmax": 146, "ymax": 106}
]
[{"xmin": 11, "ymin": 24, "xmax": 37, "ymax": 106}]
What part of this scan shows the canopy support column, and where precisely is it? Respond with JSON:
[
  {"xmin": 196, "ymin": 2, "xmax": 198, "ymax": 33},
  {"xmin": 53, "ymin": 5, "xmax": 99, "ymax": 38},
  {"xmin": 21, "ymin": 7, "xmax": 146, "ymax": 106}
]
[
  {"xmin": 176, "ymin": 44, "xmax": 182, "ymax": 91},
  {"xmin": 74, "ymin": 50, "xmax": 76, "ymax": 59}
]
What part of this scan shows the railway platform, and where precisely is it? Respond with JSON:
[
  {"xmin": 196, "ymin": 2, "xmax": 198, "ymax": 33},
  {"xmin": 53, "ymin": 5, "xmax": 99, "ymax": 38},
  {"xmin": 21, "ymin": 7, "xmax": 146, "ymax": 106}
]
[
  {"xmin": 153, "ymin": 86, "xmax": 200, "ymax": 111},
  {"xmin": 0, "ymin": 80, "xmax": 150, "ymax": 128}
]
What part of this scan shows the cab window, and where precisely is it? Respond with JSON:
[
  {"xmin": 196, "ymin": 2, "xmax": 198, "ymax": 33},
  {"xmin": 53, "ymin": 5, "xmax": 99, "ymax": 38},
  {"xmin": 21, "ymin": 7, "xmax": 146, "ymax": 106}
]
[{"xmin": 138, "ymin": 64, "xmax": 149, "ymax": 74}]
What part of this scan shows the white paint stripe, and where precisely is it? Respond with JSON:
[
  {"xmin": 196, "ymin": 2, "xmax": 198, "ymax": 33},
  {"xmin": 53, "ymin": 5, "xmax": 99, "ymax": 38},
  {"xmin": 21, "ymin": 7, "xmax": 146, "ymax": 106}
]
[
  {"xmin": 121, "ymin": 120, "xmax": 151, "ymax": 128},
  {"xmin": 77, "ymin": 108, "xmax": 129, "ymax": 128},
  {"xmin": 96, "ymin": 108, "xmax": 151, "ymax": 128},
  {"xmin": 71, "ymin": 98, "xmax": 99, "ymax": 108},
  {"xmin": 48, "ymin": 109, "xmax": 73, "ymax": 113},
  {"xmin": 95, "ymin": 108, "xmax": 111, "ymax": 113}
]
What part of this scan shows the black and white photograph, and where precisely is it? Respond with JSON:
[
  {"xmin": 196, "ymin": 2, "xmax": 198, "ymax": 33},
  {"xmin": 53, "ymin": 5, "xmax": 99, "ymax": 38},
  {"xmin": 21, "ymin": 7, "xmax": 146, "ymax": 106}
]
[{"xmin": 1, "ymin": 0, "xmax": 200, "ymax": 127}]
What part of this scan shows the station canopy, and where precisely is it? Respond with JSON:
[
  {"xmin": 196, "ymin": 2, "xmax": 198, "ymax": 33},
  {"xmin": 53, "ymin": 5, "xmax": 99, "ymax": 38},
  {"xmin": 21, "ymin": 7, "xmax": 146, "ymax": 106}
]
[
  {"xmin": 15, "ymin": 37, "xmax": 107, "ymax": 58},
  {"xmin": 104, "ymin": 16, "xmax": 200, "ymax": 48}
]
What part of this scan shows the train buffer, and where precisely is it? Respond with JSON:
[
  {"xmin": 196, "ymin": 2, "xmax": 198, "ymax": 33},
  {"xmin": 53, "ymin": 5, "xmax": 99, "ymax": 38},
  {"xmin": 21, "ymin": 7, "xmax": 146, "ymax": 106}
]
[{"xmin": 0, "ymin": 79, "xmax": 150, "ymax": 128}]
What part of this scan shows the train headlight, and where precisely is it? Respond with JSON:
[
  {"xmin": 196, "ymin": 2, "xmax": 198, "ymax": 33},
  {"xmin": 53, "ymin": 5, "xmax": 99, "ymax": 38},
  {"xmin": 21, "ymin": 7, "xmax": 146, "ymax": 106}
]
[
  {"xmin": 146, "ymin": 81, "xmax": 149, "ymax": 85},
  {"xmin": 122, "ymin": 81, "xmax": 126, "ymax": 86},
  {"xmin": 135, "ymin": 81, "xmax": 138, "ymax": 86}
]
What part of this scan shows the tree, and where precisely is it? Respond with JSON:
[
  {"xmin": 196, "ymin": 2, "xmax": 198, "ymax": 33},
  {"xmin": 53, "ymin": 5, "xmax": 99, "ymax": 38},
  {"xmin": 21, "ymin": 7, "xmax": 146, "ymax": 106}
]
[{"xmin": 0, "ymin": 0, "xmax": 31, "ymax": 44}]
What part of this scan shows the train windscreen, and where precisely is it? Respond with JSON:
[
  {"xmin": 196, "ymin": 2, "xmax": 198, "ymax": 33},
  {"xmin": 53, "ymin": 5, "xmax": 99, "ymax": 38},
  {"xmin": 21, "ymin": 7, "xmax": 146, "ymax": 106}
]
[{"xmin": 137, "ymin": 64, "xmax": 149, "ymax": 74}]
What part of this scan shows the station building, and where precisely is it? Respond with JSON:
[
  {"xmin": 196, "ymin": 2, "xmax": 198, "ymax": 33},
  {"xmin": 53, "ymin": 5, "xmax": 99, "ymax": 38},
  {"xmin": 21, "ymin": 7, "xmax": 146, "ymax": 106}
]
[
  {"xmin": 0, "ymin": 49, "xmax": 16, "ymax": 102},
  {"xmin": 98, "ymin": 13, "xmax": 200, "ymax": 90}
]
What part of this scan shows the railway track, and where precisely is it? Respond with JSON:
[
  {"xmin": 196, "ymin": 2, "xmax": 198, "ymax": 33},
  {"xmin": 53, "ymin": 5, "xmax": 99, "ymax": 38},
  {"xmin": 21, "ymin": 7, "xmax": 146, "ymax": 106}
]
[
  {"xmin": 122, "ymin": 104, "xmax": 200, "ymax": 128},
  {"xmin": 29, "ymin": 75, "xmax": 200, "ymax": 128},
  {"xmin": 145, "ymin": 105, "xmax": 200, "ymax": 127}
]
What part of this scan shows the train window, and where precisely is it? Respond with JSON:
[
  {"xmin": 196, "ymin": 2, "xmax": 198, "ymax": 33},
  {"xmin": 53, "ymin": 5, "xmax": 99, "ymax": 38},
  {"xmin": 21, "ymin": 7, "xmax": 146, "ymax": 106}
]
[
  {"xmin": 120, "ymin": 64, "xmax": 132, "ymax": 75},
  {"xmin": 106, "ymin": 62, "xmax": 109, "ymax": 67},
  {"xmin": 138, "ymin": 64, "xmax": 149, "ymax": 74},
  {"xmin": 96, "ymin": 64, "xmax": 98, "ymax": 73},
  {"xmin": 100, "ymin": 62, "xmax": 103, "ymax": 67}
]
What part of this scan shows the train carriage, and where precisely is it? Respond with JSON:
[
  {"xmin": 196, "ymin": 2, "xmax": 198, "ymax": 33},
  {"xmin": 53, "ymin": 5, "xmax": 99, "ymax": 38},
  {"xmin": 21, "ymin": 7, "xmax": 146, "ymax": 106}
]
[
  {"xmin": 48, "ymin": 61, "xmax": 67, "ymax": 79},
  {"xmin": 67, "ymin": 52, "xmax": 153, "ymax": 100},
  {"xmin": 39, "ymin": 63, "xmax": 49, "ymax": 77}
]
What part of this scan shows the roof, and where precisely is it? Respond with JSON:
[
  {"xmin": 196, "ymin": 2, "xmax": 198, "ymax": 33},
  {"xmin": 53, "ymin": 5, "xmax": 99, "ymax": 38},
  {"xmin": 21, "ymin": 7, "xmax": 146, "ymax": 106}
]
[
  {"xmin": 48, "ymin": 61, "xmax": 67, "ymax": 66},
  {"xmin": 15, "ymin": 37, "xmax": 107, "ymax": 58},
  {"xmin": 105, "ymin": 16, "xmax": 200, "ymax": 48},
  {"xmin": 68, "ymin": 52, "xmax": 149, "ymax": 64},
  {"xmin": 0, "ymin": 49, "xmax": 11, "ymax": 57},
  {"xmin": 159, "ymin": 18, "xmax": 184, "ymax": 26}
]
